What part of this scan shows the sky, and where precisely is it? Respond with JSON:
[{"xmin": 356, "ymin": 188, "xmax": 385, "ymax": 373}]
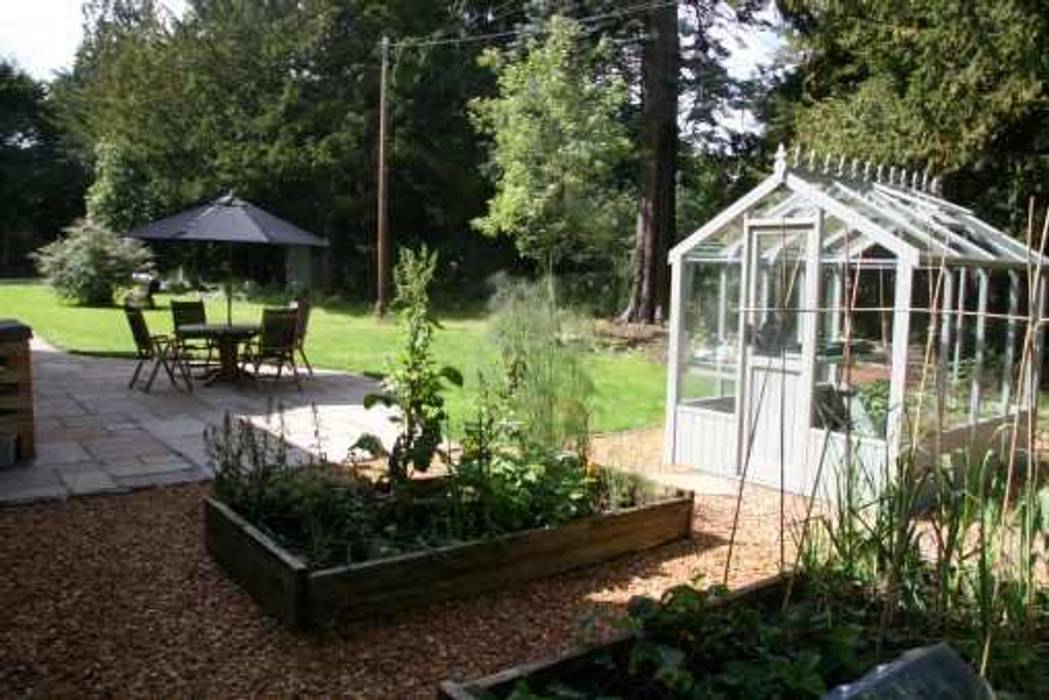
[
  {"xmin": 0, "ymin": 0, "xmax": 186, "ymax": 80},
  {"xmin": 1, "ymin": 0, "xmax": 784, "ymax": 82},
  {"xmin": 0, "ymin": 0, "xmax": 85, "ymax": 80}
]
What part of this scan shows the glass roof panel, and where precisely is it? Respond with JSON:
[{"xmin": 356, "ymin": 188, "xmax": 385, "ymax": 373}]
[
  {"xmin": 675, "ymin": 164, "xmax": 1045, "ymax": 269},
  {"xmin": 685, "ymin": 214, "xmax": 745, "ymax": 260}
]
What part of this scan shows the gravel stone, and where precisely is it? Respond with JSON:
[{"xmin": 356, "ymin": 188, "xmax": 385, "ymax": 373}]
[{"xmin": 0, "ymin": 480, "xmax": 795, "ymax": 698}]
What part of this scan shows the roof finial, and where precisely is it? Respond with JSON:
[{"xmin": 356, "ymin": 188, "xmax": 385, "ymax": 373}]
[
  {"xmin": 863, "ymin": 160, "xmax": 873, "ymax": 181},
  {"xmin": 888, "ymin": 165, "xmax": 897, "ymax": 185},
  {"xmin": 921, "ymin": 165, "xmax": 932, "ymax": 192},
  {"xmin": 910, "ymin": 170, "xmax": 920, "ymax": 190},
  {"xmin": 774, "ymin": 143, "xmax": 787, "ymax": 175},
  {"xmin": 876, "ymin": 163, "xmax": 885, "ymax": 183},
  {"xmin": 931, "ymin": 175, "xmax": 943, "ymax": 196},
  {"xmin": 837, "ymin": 154, "xmax": 846, "ymax": 175},
  {"xmin": 792, "ymin": 144, "xmax": 802, "ymax": 166},
  {"xmin": 823, "ymin": 153, "xmax": 834, "ymax": 173},
  {"xmin": 807, "ymin": 149, "xmax": 818, "ymax": 170},
  {"xmin": 850, "ymin": 157, "xmax": 860, "ymax": 179}
]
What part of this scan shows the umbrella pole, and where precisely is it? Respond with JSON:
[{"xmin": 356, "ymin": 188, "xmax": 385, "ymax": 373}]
[{"xmin": 227, "ymin": 243, "xmax": 233, "ymax": 325}]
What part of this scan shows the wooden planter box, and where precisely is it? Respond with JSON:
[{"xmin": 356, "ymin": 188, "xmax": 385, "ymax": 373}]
[
  {"xmin": 438, "ymin": 573, "xmax": 792, "ymax": 700},
  {"xmin": 0, "ymin": 320, "xmax": 34, "ymax": 461},
  {"xmin": 205, "ymin": 485, "xmax": 693, "ymax": 629}
]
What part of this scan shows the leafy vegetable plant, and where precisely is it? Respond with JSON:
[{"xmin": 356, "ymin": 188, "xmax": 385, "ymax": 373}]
[{"xmin": 355, "ymin": 246, "xmax": 463, "ymax": 484}]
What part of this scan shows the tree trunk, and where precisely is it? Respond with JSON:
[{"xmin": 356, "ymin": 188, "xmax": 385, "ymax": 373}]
[{"xmin": 619, "ymin": 3, "xmax": 679, "ymax": 325}]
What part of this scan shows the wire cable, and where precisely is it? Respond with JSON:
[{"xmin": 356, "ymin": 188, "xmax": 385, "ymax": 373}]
[{"xmin": 389, "ymin": 0, "xmax": 675, "ymax": 49}]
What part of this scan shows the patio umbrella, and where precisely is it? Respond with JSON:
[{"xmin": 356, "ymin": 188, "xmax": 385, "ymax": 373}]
[{"xmin": 126, "ymin": 193, "xmax": 328, "ymax": 324}]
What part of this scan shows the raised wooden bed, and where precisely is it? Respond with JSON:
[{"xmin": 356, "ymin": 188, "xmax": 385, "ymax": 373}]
[
  {"xmin": 438, "ymin": 573, "xmax": 791, "ymax": 700},
  {"xmin": 205, "ymin": 482, "xmax": 693, "ymax": 628}
]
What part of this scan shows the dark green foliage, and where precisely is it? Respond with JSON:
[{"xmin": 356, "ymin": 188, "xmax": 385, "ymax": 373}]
[
  {"xmin": 509, "ymin": 577, "xmax": 868, "ymax": 699},
  {"xmin": 0, "ymin": 60, "xmax": 86, "ymax": 274},
  {"xmin": 31, "ymin": 218, "xmax": 153, "ymax": 305},
  {"xmin": 776, "ymin": 0, "xmax": 1049, "ymax": 231},
  {"xmin": 55, "ymin": 0, "xmax": 519, "ymax": 295},
  {"xmin": 510, "ymin": 567, "xmax": 1049, "ymax": 698}
]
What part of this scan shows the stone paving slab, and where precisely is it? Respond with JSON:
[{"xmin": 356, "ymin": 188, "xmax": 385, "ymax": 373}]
[
  {"xmin": 0, "ymin": 338, "xmax": 390, "ymax": 506},
  {"xmin": 33, "ymin": 440, "xmax": 94, "ymax": 465},
  {"xmin": 112, "ymin": 466, "xmax": 212, "ymax": 490},
  {"xmin": 58, "ymin": 469, "xmax": 125, "ymax": 496},
  {"xmin": 104, "ymin": 458, "xmax": 194, "ymax": 478},
  {"xmin": 0, "ymin": 485, "xmax": 68, "ymax": 505}
]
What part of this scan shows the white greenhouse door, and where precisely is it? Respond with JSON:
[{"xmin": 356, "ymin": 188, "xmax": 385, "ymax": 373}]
[{"xmin": 733, "ymin": 216, "xmax": 821, "ymax": 495}]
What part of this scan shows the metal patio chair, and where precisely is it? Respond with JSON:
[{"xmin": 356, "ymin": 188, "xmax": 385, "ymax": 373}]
[
  {"xmin": 125, "ymin": 307, "xmax": 193, "ymax": 393},
  {"xmin": 291, "ymin": 298, "xmax": 314, "ymax": 377},
  {"xmin": 241, "ymin": 308, "xmax": 301, "ymax": 388},
  {"xmin": 171, "ymin": 299, "xmax": 215, "ymax": 371}
]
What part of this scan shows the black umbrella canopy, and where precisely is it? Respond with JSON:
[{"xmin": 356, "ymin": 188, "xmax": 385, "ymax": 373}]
[
  {"xmin": 127, "ymin": 193, "xmax": 328, "ymax": 247},
  {"xmin": 127, "ymin": 193, "xmax": 326, "ymax": 324}
]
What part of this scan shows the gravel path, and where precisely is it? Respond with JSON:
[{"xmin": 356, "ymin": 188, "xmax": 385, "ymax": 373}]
[{"xmin": 0, "ymin": 482, "xmax": 793, "ymax": 698}]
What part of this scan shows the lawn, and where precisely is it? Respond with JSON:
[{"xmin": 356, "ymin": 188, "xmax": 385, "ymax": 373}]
[{"xmin": 0, "ymin": 281, "xmax": 666, "ymax": 434}]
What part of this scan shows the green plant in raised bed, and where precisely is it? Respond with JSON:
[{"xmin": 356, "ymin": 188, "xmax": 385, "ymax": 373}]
[
  {"xmin": 354, "ymin": 245, "xmax": 463, "ymax": 485},
  {"xmin": 488, "ymin": 278, "xmax": 593, "ymax": 460},
  {"xmin": 449, "ymin": 371, "xmax": 598, "ymax": 537},
  {"xmin": 207, "ymin": 270, "xmax": 675, "ymax": 575},
  {"xmin": 856, "ymin": 378, "xmax": 890, "ymax": 437},
  {"xmin": 208, "ymin": 413, "xmax": 386, "ymax": 564},
  {"xmin": 443, "ymin": 279, "xmax": 605, "ymax": 537},
  {"xmin": 506, "ymin": 575, "xmax": 871, "ymax": 699},
  {"xmin": 497, "ymin": 440, "xmax": 1049, "ymax": 698}
]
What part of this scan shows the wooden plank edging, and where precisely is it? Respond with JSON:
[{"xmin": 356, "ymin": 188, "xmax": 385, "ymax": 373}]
[
  {"xmin": 205, "ymin": 483, "xmax": 694, "ymax": 629},
  {"xmin": 437, "ymin": 572, "xmax": 792, "ymax": 699},
  {"xmin": 203, "ymin": 498, "xmax": 309, "ymax": 627},
  {"xmin": 308, "ymin": 495, "xmax": 693, "ymax": 620}
]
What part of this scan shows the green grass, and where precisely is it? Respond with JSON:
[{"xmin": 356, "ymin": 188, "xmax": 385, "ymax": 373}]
[{"xmin": 0, "ymin": 281, "xmax": 666, "ymax": 434}]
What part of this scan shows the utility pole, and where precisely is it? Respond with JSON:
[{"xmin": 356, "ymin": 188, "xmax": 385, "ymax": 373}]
[{"xmin": 375, "ymin": 35, "xmax": 390, "ymax": 317}]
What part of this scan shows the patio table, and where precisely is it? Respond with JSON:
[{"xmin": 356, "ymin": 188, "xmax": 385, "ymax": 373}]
[{"xmin": 178, "ymin": 323, "xmax": 259, "ymax": 385}]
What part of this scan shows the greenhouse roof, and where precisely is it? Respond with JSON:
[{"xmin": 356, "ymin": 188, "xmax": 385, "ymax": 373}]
[{"xmin": 670, "ymin": 145, "xmax": 1046, "ymax": 269}]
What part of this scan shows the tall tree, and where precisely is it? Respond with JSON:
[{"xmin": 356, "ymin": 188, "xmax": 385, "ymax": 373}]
[
  {"xmin": 779, "ymin": 0, "xmax": 1049, "ymax": 230},
  {"xmin": 0, "ymin": 61, "xmax": 86, "ymax": 273},
  {"xmin": 469, "ymin": 16, "xmax": 633, "ymax": 285},
  {"xmin": 619, "ymin": 3, "xmax": 679, "ymax": 324}
]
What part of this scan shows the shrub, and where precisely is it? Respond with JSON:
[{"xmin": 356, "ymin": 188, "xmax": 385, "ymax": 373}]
[{"xmin": 31, "ymin": 219, "xmax": 153, "ymax": 306}]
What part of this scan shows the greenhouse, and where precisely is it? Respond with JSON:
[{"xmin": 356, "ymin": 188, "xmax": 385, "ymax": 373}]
[{"xmin": 664, "ymin": 145, "xmax": 1048, "ymax": 498}]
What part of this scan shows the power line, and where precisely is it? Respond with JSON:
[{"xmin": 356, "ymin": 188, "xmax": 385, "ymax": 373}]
[{"xmin": 389, "ymin": 0, "xmax": 675, "ymax": 49}]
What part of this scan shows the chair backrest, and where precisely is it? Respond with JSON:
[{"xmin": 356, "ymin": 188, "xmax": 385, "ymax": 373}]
[
  {"xmin": 260, "ymin": 308, "xmax": 298, "ymax": 352},
  {"xmin": 124, "ymin": 307, "xmax": 154, "ymax": 356},
  {"xmin": 171, "ymin": 300, "xmax": 206, "ymax": 330},
  {"xmin": 292, "ymin": 298, "xmax": 311, "ymax": 344}
]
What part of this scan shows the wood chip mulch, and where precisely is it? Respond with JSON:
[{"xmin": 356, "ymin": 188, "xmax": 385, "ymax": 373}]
[{"xmin": 0, "ymin": 483, "xmax": 789, "ymax": 698}]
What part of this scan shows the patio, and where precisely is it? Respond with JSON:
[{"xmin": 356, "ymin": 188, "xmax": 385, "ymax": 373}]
[{"xmin": 0, "ymin": 338, "xmax": 395, "ymax": 505}]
